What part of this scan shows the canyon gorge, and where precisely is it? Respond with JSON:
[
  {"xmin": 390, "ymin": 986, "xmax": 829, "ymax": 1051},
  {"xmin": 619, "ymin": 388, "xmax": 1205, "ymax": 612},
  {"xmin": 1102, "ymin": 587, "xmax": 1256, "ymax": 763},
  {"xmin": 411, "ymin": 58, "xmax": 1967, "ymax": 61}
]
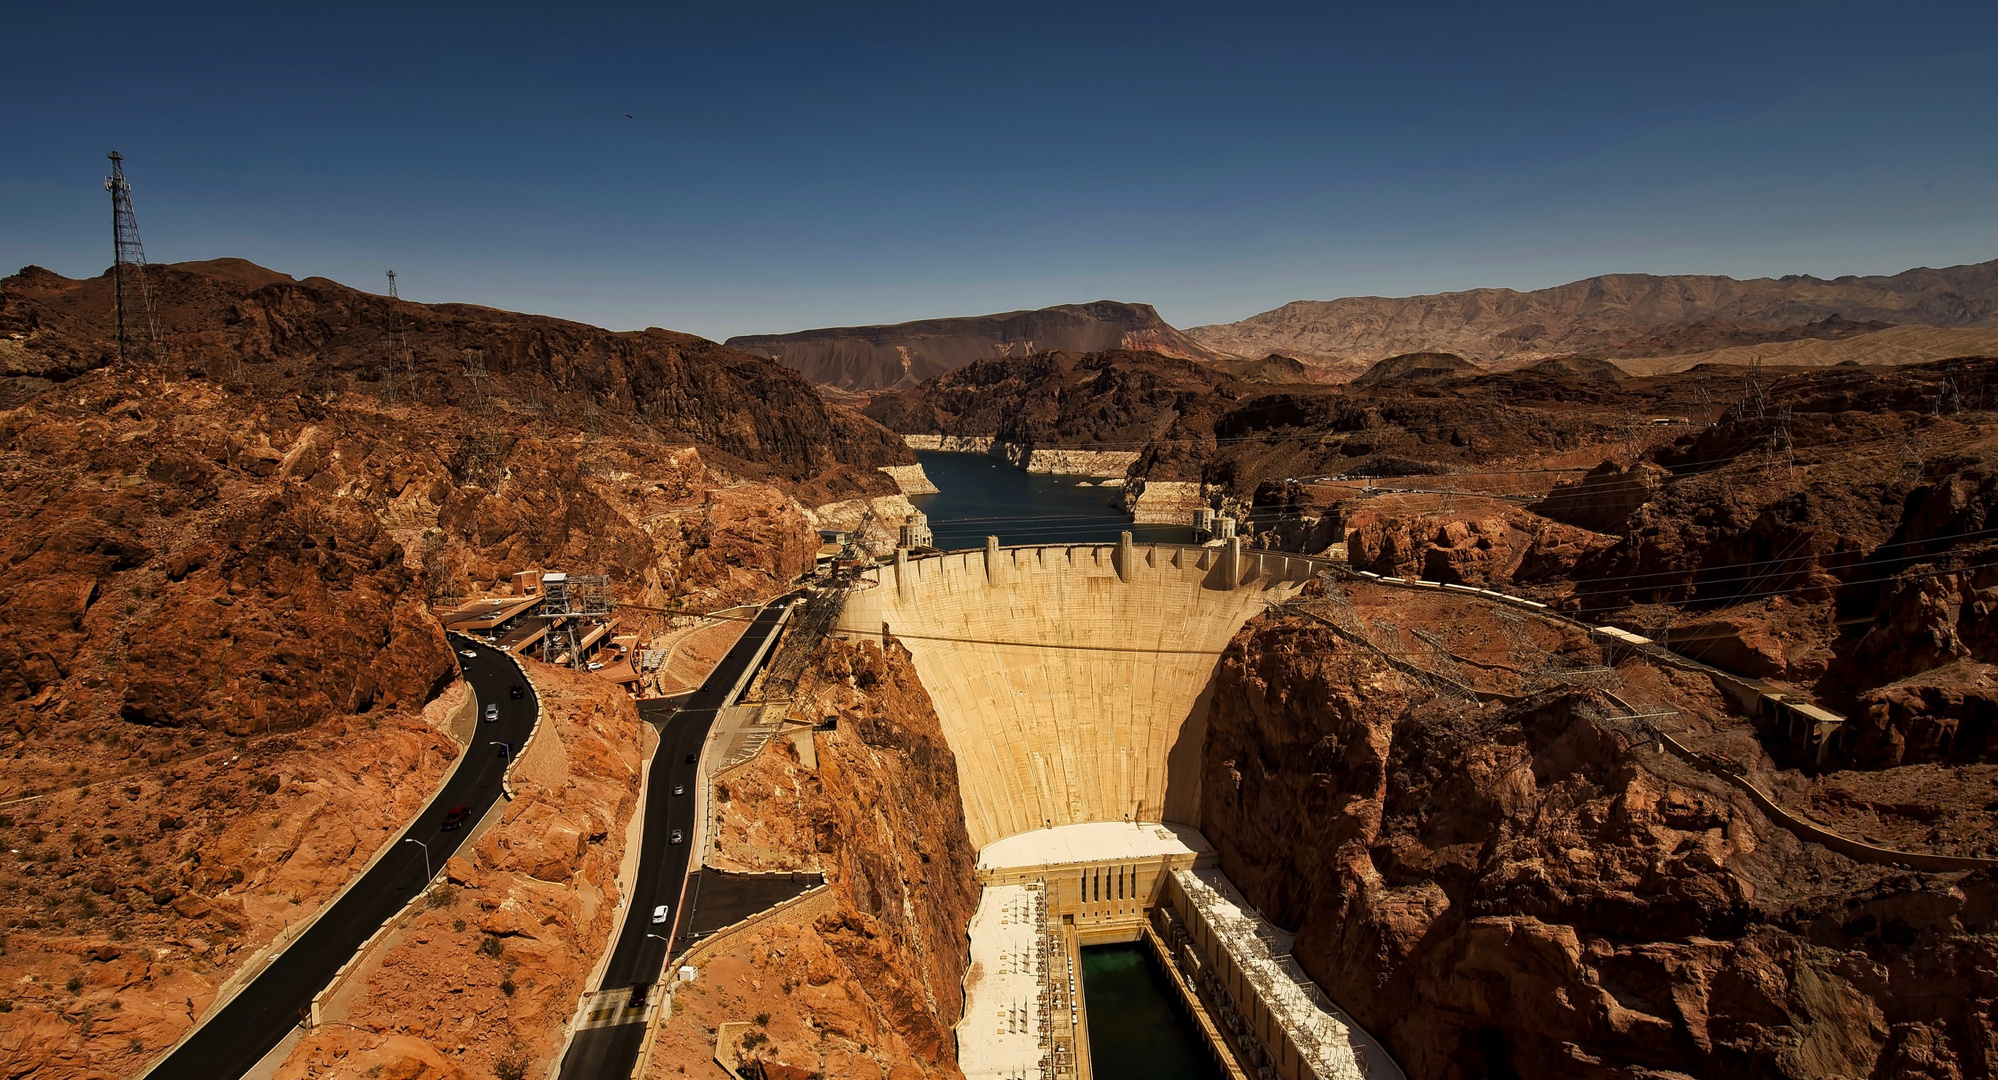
[{"xmin": 2, "ymin": 252, "xmax": 1995, "ymax": 1080}]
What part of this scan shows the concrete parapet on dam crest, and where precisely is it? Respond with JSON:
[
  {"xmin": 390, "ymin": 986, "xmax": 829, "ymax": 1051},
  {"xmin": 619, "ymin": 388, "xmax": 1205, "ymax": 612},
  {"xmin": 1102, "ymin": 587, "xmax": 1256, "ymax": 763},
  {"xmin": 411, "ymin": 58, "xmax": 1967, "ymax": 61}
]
[{"xmin": 840, "ymin": 538, "xmax": 1331, "ymax": 851}]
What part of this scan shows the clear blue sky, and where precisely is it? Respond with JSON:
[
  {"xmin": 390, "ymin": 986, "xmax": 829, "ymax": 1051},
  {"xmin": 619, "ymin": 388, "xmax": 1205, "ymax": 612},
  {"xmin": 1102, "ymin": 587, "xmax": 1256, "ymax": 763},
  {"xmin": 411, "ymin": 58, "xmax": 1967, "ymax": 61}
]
[{"xmin": 4, "ymin": 1, "xmax": 1994, "ymax": 340}]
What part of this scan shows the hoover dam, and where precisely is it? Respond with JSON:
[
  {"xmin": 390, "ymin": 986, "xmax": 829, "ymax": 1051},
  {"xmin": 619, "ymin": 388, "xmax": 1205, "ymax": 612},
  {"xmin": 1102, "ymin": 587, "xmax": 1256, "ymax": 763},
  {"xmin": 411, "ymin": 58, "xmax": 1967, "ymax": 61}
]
[{"xmin": 836, "ymin": 536, "xmax": 1401, "ymax": 1079}]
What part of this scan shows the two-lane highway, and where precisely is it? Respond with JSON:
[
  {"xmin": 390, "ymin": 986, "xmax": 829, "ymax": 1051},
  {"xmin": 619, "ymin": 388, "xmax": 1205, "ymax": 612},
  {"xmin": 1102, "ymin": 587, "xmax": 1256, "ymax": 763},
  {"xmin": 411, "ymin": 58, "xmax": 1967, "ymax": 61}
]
[
  {"xmin": 556, "ymin": 595, "xmax": 797, "ymax": 1079},
  {"xmin": 143, "ymin": 635, "xmax": 538, "ymax": 1080}
]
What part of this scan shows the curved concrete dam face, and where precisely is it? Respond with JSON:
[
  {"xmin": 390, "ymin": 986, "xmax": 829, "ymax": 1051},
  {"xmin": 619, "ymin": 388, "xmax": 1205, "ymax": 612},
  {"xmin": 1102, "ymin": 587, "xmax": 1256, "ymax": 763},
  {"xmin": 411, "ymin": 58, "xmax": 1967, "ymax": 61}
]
[{"xmin": 838, "ymin": 538, "xmax": 1331, "ymax": 850}]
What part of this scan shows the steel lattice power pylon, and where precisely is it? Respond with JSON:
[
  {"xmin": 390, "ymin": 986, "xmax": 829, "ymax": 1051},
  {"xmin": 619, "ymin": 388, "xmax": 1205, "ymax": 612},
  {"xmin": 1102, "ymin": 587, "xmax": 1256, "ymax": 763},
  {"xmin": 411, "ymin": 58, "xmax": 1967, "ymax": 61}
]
[{"xmin": 104, "ymin": 151, "xmax": 164, "ymax": 364}]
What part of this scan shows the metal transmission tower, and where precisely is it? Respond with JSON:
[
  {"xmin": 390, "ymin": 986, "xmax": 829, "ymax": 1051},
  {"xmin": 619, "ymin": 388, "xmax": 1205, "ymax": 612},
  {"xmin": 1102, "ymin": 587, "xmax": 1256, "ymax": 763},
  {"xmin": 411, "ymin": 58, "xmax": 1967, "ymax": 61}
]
[
  {"xmin": 1936, "ymin": 365, "xmax": 1962, "ymax": 417},
  {"xmin": 378, "ymin": 271, "xmax": 417, "ymax": 407},
  {"xmin": 462, "ymin": 350, "xmax": 492, "ymax": 413},
  {"xmin": 104, "ymin": 152, "xmax": 164, "ymax": 364},
  {"xmin": 1494, "ymin": 606, "xmax": 1555, "ymax": 691},
  {"xmin": 384, "ymin": 271, "xmax": 416, "ymax": 371},
  {"xmin": 1739, "ymin": 356, "xmax": 1767, "ymax": 420},
  {"xmin": 1766, "ymin": 405, "xmax": 1796, "ymax": 481}
]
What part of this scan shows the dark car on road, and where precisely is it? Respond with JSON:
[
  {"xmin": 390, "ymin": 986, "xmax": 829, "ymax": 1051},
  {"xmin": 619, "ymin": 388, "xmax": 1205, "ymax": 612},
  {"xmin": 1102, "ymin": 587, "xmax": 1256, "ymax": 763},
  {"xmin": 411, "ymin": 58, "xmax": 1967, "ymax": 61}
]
[
  {"xmin": 441, "ymin": 804, "xmax": 473, "ymax": 831},
  {"xmin": 510, "ymin": 684, "xmax": 524, "ymax": 699}
]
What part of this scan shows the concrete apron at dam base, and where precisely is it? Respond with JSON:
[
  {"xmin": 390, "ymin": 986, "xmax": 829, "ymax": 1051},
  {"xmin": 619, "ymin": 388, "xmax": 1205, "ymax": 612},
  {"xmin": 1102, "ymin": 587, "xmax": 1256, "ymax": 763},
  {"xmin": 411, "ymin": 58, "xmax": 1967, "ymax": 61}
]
[{"xmin": 835, "ymin": 538, "xmax": 1403, "ymax": 1080}]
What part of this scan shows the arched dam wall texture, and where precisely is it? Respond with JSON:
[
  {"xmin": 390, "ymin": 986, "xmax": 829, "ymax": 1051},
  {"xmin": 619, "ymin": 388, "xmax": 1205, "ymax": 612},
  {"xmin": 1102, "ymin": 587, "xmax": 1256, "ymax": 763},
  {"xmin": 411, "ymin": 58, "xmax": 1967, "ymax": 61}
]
[{"xmin": 837, "ymin": 538, "xmax": 1332, "ymax": 851}]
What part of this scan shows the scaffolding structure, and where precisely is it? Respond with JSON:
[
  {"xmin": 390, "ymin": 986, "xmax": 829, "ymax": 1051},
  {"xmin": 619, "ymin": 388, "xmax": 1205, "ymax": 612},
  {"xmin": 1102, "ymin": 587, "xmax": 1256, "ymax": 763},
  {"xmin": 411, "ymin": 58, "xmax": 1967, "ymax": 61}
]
[{"xmin": 538, "ymin": 572, "xmax": 614, "ymax": 669}]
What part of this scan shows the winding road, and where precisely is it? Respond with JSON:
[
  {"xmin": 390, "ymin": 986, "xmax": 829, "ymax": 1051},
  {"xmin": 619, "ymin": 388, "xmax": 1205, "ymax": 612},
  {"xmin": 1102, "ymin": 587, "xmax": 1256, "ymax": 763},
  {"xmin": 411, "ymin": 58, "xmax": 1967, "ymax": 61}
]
[
  {"xmin": 556, "ymin": 594, "xmax": 796, "ymax": 1080},
  {"xmin": 141, "ymin": 634, "xmax": 539, "ymax": 1080}
]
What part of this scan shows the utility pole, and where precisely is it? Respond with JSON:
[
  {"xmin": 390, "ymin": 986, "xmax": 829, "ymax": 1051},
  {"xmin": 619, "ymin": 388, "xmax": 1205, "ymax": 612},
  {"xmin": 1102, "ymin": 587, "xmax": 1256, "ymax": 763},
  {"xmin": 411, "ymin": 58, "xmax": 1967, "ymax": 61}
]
[{"xmin": 104, "ymin": 151, "xmax": 164, "ymax": 365}]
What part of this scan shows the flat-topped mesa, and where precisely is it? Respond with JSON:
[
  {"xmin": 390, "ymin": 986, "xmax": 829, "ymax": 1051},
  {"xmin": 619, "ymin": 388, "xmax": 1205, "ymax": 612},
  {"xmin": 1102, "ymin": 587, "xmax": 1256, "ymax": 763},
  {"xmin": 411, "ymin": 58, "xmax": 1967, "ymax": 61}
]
[{"xmin": 838, "ymin": 536, "xmax": 1332, "ymax": 851}]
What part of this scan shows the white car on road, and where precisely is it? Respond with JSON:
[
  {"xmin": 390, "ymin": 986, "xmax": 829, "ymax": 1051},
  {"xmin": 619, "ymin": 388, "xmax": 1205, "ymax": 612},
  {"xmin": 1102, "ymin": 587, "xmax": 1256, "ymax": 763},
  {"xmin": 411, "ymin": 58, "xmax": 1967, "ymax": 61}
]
[{"xmin": 651, "ymin": 904, "xmax": 670, "ymax": 924}]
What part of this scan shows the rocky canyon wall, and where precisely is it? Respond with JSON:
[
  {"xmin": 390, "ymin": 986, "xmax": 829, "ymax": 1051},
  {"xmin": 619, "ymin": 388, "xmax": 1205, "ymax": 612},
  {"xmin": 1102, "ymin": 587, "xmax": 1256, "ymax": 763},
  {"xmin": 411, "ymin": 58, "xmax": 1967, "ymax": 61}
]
[
  {"xmin": 0, "ymin": 258, "xmax": 879, "ymax": 1080},
  {"xmin": 1199, "ymin": 601, "xmax": 1998, "ymax": 1080},
  {"xmin": 650, "ymin": 636, "xmax": 979, "ymax": 1080},
  {"xmin": 271, "ymin": 663, "xmax": 649, "ymax": 1080},
  {"xmin": 0, "ymin": 694, "xmax": 463, "ymax": 1079}
]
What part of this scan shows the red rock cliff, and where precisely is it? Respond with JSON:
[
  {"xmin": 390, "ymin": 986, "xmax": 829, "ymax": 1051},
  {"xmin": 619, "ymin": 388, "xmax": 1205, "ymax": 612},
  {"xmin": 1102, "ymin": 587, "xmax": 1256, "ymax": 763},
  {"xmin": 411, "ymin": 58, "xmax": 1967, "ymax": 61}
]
[
  {"xmin": 651, "ymin": 636, "xmax": 979, "ymax": 1079},
  {"xmin": 1200, "ymin": 608, "xmax": 1998, "ymax": 1080}
]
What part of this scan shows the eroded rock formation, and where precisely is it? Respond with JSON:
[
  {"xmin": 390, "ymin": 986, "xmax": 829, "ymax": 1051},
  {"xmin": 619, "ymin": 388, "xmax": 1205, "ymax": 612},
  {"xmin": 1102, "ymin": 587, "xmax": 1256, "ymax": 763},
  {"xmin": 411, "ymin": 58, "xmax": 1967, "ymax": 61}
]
[
  {"xmin": 269, "ymin": 664, "xmax": 649, "ymax": 1080},
  {"xmin": 0, "ymin": 701, "xmax": 460, "ymax": 1077},
  {"xmin": 651, "ymin": 636, "xmax": 979, "ymax": 1079},
  {"xmin": 0, "ymin": 258, "xmax": 901, "ymax": 1079},
  {"xmin": 1201, "ymin": 600, "xmax": 1998, "ymax": 1079}
]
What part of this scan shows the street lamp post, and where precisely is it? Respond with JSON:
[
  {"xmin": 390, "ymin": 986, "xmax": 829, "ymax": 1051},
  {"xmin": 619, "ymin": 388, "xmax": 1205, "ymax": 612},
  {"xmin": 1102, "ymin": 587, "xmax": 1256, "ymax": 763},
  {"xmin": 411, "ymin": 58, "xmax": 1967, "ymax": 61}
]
[
  {"xmin": 403, "ymin": 837, "xmax": 430, "ymax": 883},
  {"xmin": 645, "ymin": 931, "xmax": 672, "ymax": 966},
  {"xmin": 643, "ymin": 932, "xmax": 675, "ymax": 999},
  {"xmin": 490, "ymin": 741, "xmax": 512, "ymax": 762}
]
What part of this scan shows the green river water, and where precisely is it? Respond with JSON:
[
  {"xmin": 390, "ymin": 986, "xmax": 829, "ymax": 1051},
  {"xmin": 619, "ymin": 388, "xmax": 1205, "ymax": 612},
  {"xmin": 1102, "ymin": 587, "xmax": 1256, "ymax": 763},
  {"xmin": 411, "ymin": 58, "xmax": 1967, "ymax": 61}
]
[{"xmin": 1080, "ymin": 944, "xmax": 1221, "ymax": 1080}]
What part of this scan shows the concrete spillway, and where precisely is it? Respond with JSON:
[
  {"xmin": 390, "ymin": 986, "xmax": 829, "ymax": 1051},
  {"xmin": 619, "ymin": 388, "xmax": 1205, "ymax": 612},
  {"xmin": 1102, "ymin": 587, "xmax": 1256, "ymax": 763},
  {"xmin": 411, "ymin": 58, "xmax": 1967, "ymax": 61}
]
[{"xmin": 837, "ymin": 538, "xmax": 1331, "ymax": 851}]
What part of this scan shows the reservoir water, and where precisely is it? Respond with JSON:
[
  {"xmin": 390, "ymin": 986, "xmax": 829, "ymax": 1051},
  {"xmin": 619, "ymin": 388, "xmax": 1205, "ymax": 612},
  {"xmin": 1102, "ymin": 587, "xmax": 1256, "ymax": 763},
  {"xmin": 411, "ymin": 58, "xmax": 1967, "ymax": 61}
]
[
  {"xmin": 1081, "ymin": 944, "xmax": 1222, "ymax": 1080},
  {"xmin": 911, "ymin": 451, "xmax": 1194, "ymax": 550}
]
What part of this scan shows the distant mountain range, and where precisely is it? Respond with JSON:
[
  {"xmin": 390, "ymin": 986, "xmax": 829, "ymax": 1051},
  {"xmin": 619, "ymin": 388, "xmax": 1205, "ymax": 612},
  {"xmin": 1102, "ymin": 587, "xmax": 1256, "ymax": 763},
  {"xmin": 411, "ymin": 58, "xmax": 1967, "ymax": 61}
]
[
  {"xmin": 725, "ymin": 301, "xmax": 1227, "ymax": 391},
  {"xmin": 730, "ymin": 259, "xmax": 1998, "ymax": 392},
  {"xmin": 1185, "ymin": 259, "xmax": 1998, "ymax": 369}
]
